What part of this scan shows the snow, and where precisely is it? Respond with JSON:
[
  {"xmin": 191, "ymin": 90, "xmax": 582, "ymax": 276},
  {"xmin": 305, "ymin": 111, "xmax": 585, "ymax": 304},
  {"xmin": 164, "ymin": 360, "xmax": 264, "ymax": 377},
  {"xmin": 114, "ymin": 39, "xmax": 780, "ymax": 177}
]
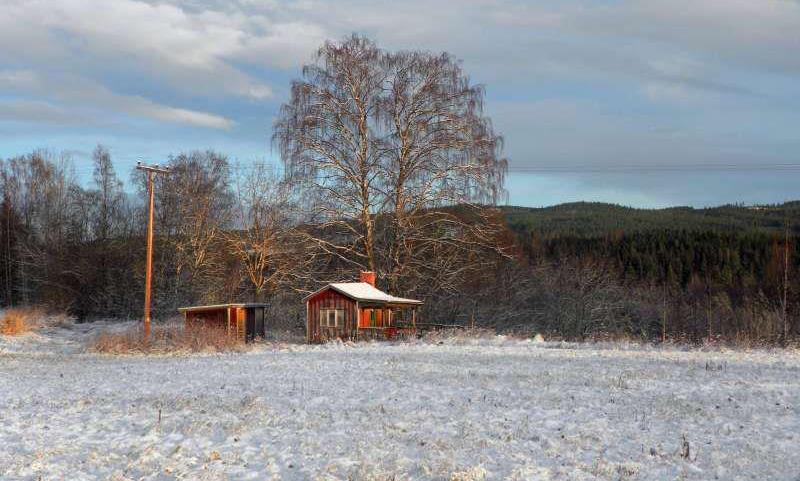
[
  {"xmin": 308, "ymin": 282, "xmax": 422, "ymax": 305},
  {"xmin": 1, "ymin": 328, "xmax": 799, "ymax": 480}
]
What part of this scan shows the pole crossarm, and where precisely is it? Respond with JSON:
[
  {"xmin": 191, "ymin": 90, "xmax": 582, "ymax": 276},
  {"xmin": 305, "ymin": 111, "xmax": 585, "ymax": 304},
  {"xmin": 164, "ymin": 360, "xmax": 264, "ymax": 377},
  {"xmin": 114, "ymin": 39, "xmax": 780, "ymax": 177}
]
[{"xmin": 136, "ymin": 163, "xmax": 171, "ymax": 174}]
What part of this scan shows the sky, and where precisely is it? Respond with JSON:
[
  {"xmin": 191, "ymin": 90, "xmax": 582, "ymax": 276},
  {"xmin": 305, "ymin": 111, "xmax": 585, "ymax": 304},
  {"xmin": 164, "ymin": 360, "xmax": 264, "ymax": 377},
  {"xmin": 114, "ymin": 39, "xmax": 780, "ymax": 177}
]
[{"xmin": 1, "ymin": 0, "xmax": 799, "ymax": 208}]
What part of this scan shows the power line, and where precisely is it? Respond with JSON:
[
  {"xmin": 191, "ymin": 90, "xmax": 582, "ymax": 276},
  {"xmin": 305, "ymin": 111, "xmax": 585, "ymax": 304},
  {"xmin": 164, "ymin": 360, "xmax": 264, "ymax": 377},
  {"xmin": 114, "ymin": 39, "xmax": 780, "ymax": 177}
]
[
  {"xmin": 504, "ymin": 163, "xmax": 800, "ymax": 173},
  {"xmin": 65, "ymin": 162, "xmax": 800, "ymax": 176}
]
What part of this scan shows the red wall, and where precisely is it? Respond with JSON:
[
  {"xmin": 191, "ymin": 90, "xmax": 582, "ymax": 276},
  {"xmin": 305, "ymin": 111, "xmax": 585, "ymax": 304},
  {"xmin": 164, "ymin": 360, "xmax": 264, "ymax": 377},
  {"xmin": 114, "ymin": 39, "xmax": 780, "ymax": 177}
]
[
  {"xmin": 185, "ymin": 308, "xmax": 226, "ymax": 328},
  {"xmin": 306, "ymin": 288, "xmax": 357, "ymax": 343},
  {"xmin": 184, "ymin": 307, "xmax": 245, "ymax": 341}
]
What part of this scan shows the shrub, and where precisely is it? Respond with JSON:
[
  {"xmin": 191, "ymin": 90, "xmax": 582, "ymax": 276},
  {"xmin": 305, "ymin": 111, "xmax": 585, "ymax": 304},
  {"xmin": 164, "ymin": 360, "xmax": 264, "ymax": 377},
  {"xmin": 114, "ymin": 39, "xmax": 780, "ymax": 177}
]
[
  {"xmin": 0, "ymin": 307, "xmax": 47, "ymax": 336},
  {"xmin": 89, "ymin": 321, "xmax": 246, "ymax": 354}
]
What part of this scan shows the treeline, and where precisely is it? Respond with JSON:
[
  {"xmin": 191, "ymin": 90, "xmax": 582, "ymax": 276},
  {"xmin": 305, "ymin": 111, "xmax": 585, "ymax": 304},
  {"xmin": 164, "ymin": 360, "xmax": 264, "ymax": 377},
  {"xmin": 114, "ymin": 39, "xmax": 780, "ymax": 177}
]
[
  {"xmin": 504, "ymin": 202, "xmax": 800, "ymax": 237},
  {"xmin": 0, "ymin": 148, "xmax": 797, "ymax": 344},
  {"xmin": 0, "ymin": 148, "xmax": 228, "ymax": 320},
  {"xmin": 526, "ymin": 229, "xmax": 796, "ymax": 291},
  {"xmin": 501, "ymin": 205, "xmax": 798, "ymax": 344},
  {"xmin": 0, "ymin": 148, "xmax": 329, "ymax": 323},
  {"xmin": 0, "ymin": 149, "xmax": 137, "ymax": 318}
]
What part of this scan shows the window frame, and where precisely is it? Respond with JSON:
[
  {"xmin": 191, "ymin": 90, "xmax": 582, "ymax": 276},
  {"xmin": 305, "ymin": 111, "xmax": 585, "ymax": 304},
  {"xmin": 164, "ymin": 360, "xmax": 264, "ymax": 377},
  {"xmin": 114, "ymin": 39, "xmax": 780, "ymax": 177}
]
[{"xmin": 319, "ymin": 308, "xmax": 344, "ymax": 328}]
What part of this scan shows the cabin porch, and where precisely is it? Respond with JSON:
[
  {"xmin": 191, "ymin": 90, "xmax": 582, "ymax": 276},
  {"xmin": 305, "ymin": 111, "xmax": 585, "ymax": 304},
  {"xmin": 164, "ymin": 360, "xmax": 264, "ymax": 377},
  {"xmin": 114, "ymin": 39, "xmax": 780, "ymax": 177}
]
[{"xmin": 357, "ymin": 303, "xmax": 418, "ymax": 340}]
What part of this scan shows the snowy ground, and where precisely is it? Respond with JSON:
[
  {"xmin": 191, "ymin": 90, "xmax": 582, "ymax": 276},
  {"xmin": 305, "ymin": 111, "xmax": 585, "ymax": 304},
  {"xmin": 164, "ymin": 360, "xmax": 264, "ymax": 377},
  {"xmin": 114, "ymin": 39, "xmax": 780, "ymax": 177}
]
[{"xmin": 1, "ymin": 326, "xmax": 799, "ymax": 481}]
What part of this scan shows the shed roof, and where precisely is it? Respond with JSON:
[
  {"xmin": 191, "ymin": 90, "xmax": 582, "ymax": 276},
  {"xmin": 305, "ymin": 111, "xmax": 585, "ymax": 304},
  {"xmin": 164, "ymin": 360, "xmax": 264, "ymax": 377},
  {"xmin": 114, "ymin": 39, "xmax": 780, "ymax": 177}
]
[
  {"xmin": 178, "ymin": 303, "xmax": 268, "ymax": 312},
  {"xmin": 304, "ymin": 282, "xmax": 423, "ymax": 305}
]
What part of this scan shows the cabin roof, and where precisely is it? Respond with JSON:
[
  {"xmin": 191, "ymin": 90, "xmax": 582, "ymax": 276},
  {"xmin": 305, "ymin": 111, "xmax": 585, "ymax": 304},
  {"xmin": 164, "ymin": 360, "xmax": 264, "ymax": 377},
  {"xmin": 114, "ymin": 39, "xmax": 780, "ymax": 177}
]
[
  {"xmin": 304, "ymin": 282, "xmax": 423, "ymax": 305},
  {"xmin": 178, "ymin": 303, "xmax": 268, "ymax": 312}
]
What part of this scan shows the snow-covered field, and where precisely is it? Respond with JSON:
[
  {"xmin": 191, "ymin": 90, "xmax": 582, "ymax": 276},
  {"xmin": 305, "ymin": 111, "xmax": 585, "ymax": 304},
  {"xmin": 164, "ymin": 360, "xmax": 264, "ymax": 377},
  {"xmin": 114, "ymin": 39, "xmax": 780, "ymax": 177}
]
[{"xmin": 2, "ymin": 325, "xmax": 799, "ymax": 481}]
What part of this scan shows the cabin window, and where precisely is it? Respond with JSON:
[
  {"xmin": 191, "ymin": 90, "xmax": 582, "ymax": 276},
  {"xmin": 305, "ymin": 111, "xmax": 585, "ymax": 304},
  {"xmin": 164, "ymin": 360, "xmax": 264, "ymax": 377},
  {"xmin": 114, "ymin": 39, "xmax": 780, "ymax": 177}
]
[{"xmin": 320, "ymin": 308, "xmax": 344, "ymax": 328}]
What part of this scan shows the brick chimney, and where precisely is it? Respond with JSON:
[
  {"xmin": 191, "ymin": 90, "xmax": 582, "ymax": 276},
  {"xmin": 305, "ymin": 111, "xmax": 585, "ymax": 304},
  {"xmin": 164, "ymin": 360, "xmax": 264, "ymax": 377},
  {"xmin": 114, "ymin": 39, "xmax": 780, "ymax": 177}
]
[{"xmin": 360, "ymin": 271, "xmax": 376, "ymax": 286}]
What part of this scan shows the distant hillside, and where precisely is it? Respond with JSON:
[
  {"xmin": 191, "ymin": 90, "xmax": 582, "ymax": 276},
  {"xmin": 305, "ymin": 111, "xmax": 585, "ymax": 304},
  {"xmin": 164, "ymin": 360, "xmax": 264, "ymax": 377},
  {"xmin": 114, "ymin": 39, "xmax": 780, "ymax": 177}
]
[
  {"xmin": 501, "ymin": 202, "xmax": 800, "ymax": 238},
  {"xmin": 500, "ymin": 201, "xmax": 800, "ymax": 291}
]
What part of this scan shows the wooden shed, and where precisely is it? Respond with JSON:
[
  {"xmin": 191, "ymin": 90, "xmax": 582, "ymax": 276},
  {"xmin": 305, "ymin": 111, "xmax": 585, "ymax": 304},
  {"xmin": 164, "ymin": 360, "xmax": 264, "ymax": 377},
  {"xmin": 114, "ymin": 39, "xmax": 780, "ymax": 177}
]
[
  {"xmin": 304, "ymin": 271, "xmax": 422, "ymax": 343},
  {"xmin": 178, "ymin": 303, "xmax": 267, "ymax": 342}
]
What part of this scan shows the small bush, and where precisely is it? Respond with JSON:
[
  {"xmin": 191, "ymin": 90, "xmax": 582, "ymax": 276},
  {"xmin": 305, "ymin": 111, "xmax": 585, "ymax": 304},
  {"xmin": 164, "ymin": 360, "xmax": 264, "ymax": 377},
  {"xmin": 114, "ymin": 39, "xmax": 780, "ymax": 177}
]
[
  {"xmin": 0, "ymin": 307, "xmax": 47, "ymax": 336},
  {"xmin": 89, "ymin": 321, "xmax": 246, "ymax": 354}
]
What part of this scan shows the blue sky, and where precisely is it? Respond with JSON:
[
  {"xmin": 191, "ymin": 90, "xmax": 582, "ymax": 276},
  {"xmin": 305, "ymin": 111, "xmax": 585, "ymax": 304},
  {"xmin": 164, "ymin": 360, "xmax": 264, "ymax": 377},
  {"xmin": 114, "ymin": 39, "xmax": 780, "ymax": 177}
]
[{"xmin": 1, "ymin": 0, "xmax": 799, "ymax": 208}]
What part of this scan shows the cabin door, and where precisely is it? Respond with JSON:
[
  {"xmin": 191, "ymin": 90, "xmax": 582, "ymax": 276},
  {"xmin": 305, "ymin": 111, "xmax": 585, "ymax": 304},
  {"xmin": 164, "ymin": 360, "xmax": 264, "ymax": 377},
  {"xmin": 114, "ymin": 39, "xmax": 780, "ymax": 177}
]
[
  {"xmin": 254, "ymin": 307, "xmax": 264, "ymax": 339},
  {"xmin": 245, "ymin": 308, "xmax": 265, "ymax": 342}
]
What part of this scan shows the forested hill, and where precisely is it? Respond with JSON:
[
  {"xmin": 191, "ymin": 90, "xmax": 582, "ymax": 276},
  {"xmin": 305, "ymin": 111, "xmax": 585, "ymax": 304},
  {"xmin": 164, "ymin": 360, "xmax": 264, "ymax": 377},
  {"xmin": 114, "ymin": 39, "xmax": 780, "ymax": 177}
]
[
  {"xmin": 501, "ymin": 202, "xmax": 800, "ymax": 238},
  {"xmin": 501, "ymin": 201, "xmax": 800, "ymax": 295}
]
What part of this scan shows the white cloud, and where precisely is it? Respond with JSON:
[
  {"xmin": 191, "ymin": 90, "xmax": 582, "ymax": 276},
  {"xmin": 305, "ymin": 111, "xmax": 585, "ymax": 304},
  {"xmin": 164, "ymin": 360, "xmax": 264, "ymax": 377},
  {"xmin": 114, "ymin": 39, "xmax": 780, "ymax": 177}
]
[
  {"xmin": 133, "ymin": 103, "xmax": 233, "ymax": 130},
  {"xmin": 236, "ymin": 20, "xmax": 328, "ymax": 69},
  {"xmin": 3, "ymin": 0, "xmax": 792, "ymax": 116},
  {"xmin": 0, "ymin": 69, "xmax": 234, "ymax": 130},
  {"xmin": 0, "ymin": 0, "xmax": 286, "ymax": 100},
  {"xmin": 0, "ymin": 100, "xmax": 84, "ymax": 126}
]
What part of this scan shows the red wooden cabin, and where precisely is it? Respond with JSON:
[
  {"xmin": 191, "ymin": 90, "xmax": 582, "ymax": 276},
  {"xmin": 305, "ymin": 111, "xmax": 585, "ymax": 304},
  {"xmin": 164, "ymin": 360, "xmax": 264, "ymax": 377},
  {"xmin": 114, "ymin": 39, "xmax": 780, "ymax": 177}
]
[{"xmin": 304, "ymin": 271, "xmax": 422, "ymax": 343}]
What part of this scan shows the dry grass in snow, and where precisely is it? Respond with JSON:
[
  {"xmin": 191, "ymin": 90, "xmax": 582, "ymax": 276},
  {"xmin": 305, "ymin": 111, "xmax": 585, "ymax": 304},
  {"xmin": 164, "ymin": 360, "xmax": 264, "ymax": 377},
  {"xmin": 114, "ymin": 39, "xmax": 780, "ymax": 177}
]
[
  {"xmin": 0, "ymin": 307, "xmax": 72, "ymax": 336},
  {"xmin": 89, "ymin": 321, "xmax": 246, "ymax": 354},
  {"xmin": 0, "ymin": 308, "xmax": 35, "ymax": 335}
]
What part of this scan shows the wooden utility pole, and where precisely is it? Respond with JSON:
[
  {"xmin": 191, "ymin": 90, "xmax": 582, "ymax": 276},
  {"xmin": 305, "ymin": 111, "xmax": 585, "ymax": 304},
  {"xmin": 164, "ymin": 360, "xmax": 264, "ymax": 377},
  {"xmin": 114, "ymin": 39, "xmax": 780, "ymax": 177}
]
[{"xmin": 136, "ymin": 162, "xmax": 170, "ymax": 339}]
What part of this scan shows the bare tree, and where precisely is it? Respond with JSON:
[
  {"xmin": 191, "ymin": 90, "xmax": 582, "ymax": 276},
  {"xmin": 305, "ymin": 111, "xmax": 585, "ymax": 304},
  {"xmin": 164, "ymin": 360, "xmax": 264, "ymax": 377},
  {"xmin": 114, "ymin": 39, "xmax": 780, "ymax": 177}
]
[
  {"xmin": 275, "ymin": 35, "xmax": 387, "ymax": 273},
  {"xmin": 274, "ymin": 35, "xmax": 509, "ymax": 293},
  {"xmin": 169, "ymin": 151, "xmax": 233, "ymax": 303},
  {"xmin": 377, "ymin": 50, "xmax": 508, "ymax": 293},
  {"xmin": 533, "ymin": 259, "xmax": 629, "ymax": 339},
  {"xmin": 134, "ymin": 150, "xmax": 234, "ymax": 308},
  {"xmin": 91, "ymin": 146, "xmax": 125, "ymax": 242},
  {"xmin": 86, "ymin": 145, "xmax": 129, "ymax": 314},
  {"xmin": 226, "ymin": 163, "xmax": 304, "ymax": 301}
]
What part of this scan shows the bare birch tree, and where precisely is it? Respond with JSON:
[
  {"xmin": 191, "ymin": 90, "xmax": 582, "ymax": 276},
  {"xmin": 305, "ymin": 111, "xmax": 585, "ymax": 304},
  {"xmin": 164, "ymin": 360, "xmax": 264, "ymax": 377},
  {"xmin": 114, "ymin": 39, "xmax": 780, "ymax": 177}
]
[
  {"xmin": 275, "ymin": 35, "xmax": 387, "ymax": 273},
  {"xmin": 274, "ymin": 35, "xmax": 509, "ymax": 292},
  {"xmin": 377, "ymin": 50, "xmax": 509, "ymax": 293}
]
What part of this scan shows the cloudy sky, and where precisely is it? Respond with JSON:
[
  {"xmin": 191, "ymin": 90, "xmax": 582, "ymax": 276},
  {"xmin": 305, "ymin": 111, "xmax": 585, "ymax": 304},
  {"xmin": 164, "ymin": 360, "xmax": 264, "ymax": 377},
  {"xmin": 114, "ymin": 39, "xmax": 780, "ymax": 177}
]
[{"xmin": 1, "ymin": 0, "xmax": 799, "ymax": 207}]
